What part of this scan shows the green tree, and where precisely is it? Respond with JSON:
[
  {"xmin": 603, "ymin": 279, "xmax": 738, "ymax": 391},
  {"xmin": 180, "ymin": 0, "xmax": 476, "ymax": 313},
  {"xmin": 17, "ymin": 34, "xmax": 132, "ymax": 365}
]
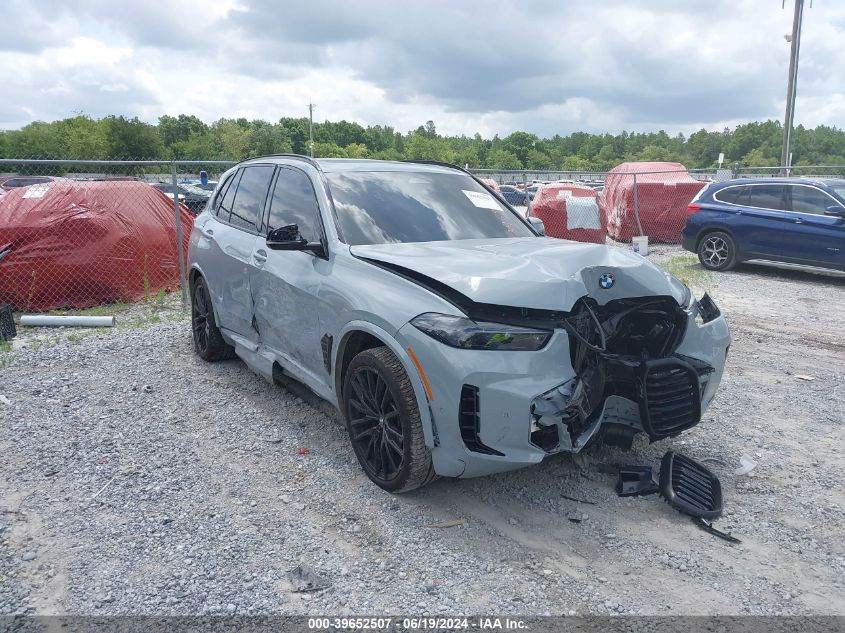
[
  {"xmin": 247, "ymin": 121, "xmax": 292, "ymax": 156},
  {"xmin": 312, "ymin": 142, "xmax": 347, "ymax": 158},
  {"xmin": 103, "ymin": 116, "xmax": 162, "ymax": 159},
  {"xmin": 486, "ymin": 148, "xmax": 522, "ymax": 169}
]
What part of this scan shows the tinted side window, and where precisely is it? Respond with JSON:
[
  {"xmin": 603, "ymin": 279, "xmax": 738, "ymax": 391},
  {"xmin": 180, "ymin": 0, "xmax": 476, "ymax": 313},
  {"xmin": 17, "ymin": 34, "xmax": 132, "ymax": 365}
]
[
  {"xmin": 748, "ymin": 185, "xmax": 787, "ymax": 211},
  {"xmin": 266, "ymin": 167, "xmax": 321, "ymax": 241},
  {"xmin": 229, "ymin": 166, "xmax": 275, "ymax": 231},
  {"xmin": 789, "ymin": 185, "xmax": 832, "ymax": 215},
  {"xmin": 715, "ymin": 186, "xmax": 745, "ymax": 204},
  {"xmin": 215, "ymin": 170, "xmax": 241, "ymax": 220}
]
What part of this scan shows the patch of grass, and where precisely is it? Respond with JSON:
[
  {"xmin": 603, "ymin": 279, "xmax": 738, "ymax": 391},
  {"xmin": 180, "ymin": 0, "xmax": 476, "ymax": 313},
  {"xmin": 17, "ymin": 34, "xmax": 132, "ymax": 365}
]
[
  {"xmin": 661, "ymin": 255, "xmax": 715, "ymax": 289},
  {"xmin": 0, "ymin": 340, "xmax": 14, "ymax": 369},
  {"xmin": 50, "ymin": 302, "xmax": 130, "ymax": 317}
]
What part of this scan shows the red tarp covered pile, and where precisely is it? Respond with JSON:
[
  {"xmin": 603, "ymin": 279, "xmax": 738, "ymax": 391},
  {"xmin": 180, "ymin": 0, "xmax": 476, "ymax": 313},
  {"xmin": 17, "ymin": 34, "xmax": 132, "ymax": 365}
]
[
  {"xmin": 530, "ymin": 183, "xmax": 605, "ymax": 243},
  {"xmin": 601, "ymin": 162, "xmax": 705, "ymax": 243},
  {"xmin": 0, "ymin": 179, "xmax": 194, "ymax": 311},
  {"xmin": 480, "ymin": 178, "xmax": 501, "ymax": 194}
]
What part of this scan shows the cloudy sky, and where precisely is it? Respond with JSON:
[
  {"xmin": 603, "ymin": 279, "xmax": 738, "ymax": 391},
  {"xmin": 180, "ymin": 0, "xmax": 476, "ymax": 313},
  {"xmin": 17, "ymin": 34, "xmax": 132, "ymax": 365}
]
[{"xmin": 1, "ymin": 0, "xmax": 843, "ymax": 137}]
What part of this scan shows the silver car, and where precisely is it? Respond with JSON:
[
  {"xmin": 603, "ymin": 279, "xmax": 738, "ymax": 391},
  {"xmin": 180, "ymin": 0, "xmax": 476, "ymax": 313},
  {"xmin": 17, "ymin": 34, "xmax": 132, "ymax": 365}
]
[{"xmin": 188, "ymin": 156, "xmax": 730, "ymax": 493}]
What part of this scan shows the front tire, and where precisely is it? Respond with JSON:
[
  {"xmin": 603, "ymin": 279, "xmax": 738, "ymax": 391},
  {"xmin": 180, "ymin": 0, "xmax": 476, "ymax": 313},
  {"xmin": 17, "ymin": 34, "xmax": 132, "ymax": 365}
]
[
  {"xmin": 697, "ymin": 231, "xmax": 737, "ymax": 271},
  {"xmin": 343, "ymin": 347, "xmax": 435, "ymax": 493},
  {"xmin": 191, "ymin": 276, "xmax": 236, "ymax": 362}
]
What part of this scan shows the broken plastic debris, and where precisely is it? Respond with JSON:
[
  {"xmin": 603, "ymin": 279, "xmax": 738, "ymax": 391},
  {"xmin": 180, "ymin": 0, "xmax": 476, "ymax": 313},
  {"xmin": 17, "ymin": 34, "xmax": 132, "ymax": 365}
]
[
  {"xmin": 287, "ymin": 563, "xmax": 330, "ymax": 593},
  {"xmin": 795, "ymin": 375, "xmax": 816, "ymax": 381},
  {"xmin": 693, "ymin": 517, "xmax": 742, "ymax": 544},
  {"xmin": 616, "ymin": 465, "xmax": 659, "ymax": 497},
  {"xmin": 735, "ymin": 454, "xmax": 757, "ymax": 476},
  {"xmin": 296, "ymin": 447, "xmax": 310, "ymax": 456}
]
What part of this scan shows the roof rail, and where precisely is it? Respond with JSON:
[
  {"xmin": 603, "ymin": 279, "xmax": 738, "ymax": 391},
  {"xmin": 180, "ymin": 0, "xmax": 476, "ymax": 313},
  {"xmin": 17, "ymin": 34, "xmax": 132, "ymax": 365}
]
[
  {"xmin": 237, "ymin": 153, "xmax": 323, "ymax": 171},
  {"xmin": 404, "ymin": 159, "xmax": 471, "ymax": 176}
]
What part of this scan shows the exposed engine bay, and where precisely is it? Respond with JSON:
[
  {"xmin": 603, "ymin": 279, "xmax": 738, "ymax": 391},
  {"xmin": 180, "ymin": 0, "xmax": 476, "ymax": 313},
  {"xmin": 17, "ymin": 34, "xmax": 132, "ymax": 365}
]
[{"xmin": 530, "ymin": 296, "xmax": 714, "ymax": 453}]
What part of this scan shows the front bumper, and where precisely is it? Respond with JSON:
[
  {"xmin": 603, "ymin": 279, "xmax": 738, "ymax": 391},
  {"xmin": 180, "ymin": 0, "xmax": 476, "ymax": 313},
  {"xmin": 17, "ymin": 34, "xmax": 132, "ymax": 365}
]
[{"xmin": 396, "ymin": 309, "xmax": 730, "ymax": 479}]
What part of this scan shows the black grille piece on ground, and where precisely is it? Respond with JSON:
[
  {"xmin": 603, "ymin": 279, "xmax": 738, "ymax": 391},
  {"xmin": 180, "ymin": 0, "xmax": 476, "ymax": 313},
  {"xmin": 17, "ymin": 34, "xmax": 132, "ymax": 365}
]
[
  {"xmin": 659, "ymin": 451, "xmax": 723, "ymax": 519},
  {"xmin": 459, "ymin": 385, "xmax": 504, "ymax": 456},
  {"xmin": 638, "ymin": 358, "xmax": 702, "ymax": 440},
  {"xmin": 0, "ymin": 304, "xmax": 15, "ymax": 341}
]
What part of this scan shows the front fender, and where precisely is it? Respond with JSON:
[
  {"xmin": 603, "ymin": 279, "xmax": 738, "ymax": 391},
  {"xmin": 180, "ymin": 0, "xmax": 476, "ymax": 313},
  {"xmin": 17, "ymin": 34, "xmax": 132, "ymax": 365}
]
[{"xmin": 333, "ymin": 320, "xmax": 438, "ymax": 452}]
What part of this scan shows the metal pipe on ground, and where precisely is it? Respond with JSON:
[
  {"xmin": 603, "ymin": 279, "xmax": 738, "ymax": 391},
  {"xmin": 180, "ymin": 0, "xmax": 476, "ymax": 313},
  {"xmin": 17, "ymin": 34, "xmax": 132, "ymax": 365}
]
[{"xmin": 20, "ymin": 315, "xmax": 115, "ymax": 328}]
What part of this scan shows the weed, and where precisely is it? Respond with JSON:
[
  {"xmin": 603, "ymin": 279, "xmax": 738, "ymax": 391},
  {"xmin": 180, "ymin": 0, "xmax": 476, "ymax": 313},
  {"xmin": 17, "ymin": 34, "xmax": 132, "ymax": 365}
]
[
  {"xmin": 50, "ymin": 302, "xmax": 129, "ymax": 317},
  {"xmin": 0, "ymin": 340, "xmax": 14, "ymax": 369},
  {"xmin": 661, "ymin": 255, "xmax": 715, "ymax": 289}
]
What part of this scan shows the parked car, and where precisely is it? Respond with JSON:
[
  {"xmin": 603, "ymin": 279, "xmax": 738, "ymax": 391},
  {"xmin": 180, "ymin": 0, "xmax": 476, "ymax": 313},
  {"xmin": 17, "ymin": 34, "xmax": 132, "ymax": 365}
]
[
  {"xmin": 151, "ymin": 182, "xmax": 211, "ymax": 214},
  {"xmin": 682, "ymin": 178, "xmax": 845, "ymax": 272},
  {"xmin": 189, "ymin": 157, "xmax": 730, "ymax": 492},
  {"xmin": 498, "ymin": 184, "xmax": 528, "ymax": 206},
  {"xmin": 0, "ymin": 176, "xmax": 54, "ymax": 190}
]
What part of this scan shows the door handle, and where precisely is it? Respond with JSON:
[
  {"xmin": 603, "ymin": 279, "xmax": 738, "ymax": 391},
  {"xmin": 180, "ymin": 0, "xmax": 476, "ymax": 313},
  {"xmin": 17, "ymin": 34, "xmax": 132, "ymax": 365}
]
[
  {"xmin": 793, "ymin": 218, "xmax": 804, "ymax": 224},
  {"xmin": 253, "ymin": 249, "xmax": 267, "ymax": 265},
  {"xmin": 200, "ymin": 228, "xmax": 214, "ymax": 238}
]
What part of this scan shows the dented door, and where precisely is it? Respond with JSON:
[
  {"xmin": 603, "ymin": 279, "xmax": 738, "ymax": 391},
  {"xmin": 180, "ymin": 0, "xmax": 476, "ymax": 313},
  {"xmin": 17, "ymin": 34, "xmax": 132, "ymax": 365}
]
[{"xmin": 251, "ymin": 166, "xmax": 331, "ymax": 382}]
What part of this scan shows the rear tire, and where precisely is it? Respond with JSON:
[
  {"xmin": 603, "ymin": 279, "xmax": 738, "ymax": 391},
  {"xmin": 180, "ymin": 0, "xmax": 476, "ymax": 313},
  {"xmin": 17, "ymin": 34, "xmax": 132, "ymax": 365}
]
[
  {"xmin": 697, "ymin": 231, "xmax": 737, "ymax": 271},
  {"xmin": 343, "ymin": 346, "xmax": 435, "ymax": 493},
  {"xmin": 191, "ymin": 276, "xmax": 236, "ymax": 362}
]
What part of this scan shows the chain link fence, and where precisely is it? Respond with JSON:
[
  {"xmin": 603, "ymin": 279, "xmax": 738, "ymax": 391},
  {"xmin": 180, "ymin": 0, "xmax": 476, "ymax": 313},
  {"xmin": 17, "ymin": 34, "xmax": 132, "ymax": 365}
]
[
  {"xmin": 1, "ymin": 158, "xmax": 843, "ymax": 312},
  {"xmin": 0, "ymin": 159, "xmax": 235, "ymax": 312}
]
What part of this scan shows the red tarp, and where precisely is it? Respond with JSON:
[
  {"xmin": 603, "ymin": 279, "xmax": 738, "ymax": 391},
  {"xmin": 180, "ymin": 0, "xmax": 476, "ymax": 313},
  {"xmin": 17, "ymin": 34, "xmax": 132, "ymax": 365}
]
[
  {"xmin": 601, "ymin": 162, "xmax": 705, "ymax": 243},
  {"xmin": 0, "ymin": 179, "xmax": 194, "ymax": 311},
  {"xmin": 530, "ymin": 183, "xmax": 606, "ymax": 244},
  {"xmin": 480, "ymin": 178, "xmax": 501, "ymax": 194}
]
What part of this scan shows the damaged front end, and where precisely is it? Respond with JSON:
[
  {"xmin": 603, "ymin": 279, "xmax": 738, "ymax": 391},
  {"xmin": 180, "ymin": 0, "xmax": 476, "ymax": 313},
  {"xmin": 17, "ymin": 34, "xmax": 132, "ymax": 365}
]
[{"xmin": 530, "ymin": 296, "xmax": 715, "ymax": 453}]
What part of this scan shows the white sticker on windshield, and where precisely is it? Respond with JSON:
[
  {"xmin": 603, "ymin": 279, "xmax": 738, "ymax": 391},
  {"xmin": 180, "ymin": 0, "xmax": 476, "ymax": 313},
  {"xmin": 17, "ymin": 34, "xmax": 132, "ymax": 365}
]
[
  {"xmin": 463, "ymin": 189, "xmax": 500, "ymax": 210},
  {"xmin": 22, "ymin": 185, "xmax": 49, "ymax": 199},
  {"xmin": 556, "ymin": 190, "xmax": 572, "ymax": 200}
]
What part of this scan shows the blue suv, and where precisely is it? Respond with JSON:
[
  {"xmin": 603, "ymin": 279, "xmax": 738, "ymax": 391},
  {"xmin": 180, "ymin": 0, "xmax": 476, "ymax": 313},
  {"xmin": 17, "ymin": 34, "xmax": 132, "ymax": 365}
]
[{"xmin": 682, "ymin": 178, "xmax": 845, "ymax": 272}]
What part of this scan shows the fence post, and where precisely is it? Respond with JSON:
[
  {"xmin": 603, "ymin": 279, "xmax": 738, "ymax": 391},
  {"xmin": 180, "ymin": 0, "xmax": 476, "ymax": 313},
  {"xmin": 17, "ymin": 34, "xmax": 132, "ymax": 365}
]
[
  {"xmin": 170, "ymin": 162, "xmax": 189, "ymax": 310},
  {"xmin": 632, "ymin": 172, "xmax": 644, "ymax": 236}
]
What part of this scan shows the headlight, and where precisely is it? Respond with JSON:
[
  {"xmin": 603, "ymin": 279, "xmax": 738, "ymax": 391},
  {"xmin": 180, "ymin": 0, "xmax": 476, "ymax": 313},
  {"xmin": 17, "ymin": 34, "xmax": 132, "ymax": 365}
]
[{"xmin": 411, "ymin": 313, "xmax": 552, "ymax": 351}]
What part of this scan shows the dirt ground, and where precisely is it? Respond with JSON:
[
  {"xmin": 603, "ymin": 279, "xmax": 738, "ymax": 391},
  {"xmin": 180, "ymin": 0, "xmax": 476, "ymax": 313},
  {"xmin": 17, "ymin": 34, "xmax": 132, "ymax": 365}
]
[{"xmin": 1, "ymin": 257, "xmax": 843, "ymax": 616}]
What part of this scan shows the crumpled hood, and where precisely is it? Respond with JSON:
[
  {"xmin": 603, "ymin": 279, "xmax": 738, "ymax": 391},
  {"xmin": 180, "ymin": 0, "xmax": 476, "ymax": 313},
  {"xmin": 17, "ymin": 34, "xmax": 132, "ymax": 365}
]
[{"xmin": 351, "ymin": 237, "xmax": 687, "ymax": 312}]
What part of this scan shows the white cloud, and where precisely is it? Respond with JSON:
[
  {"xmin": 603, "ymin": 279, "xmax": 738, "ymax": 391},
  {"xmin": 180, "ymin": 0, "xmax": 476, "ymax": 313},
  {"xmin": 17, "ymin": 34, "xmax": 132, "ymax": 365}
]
[{"xmin": 0, "ymin": 0, "xmax": 843, "ymax": 136}]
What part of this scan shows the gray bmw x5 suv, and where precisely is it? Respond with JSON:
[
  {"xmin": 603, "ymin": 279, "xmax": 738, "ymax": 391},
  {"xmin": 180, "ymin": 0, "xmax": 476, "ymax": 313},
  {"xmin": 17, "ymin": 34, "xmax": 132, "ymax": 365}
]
[{"xmin": 188, "ymin": 156, "xmax": 730, "ymax": 492}]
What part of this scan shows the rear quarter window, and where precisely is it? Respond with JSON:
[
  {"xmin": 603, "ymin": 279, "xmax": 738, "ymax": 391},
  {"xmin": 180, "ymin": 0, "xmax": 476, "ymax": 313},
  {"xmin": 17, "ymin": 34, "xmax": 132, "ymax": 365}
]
[{"xmin": 713, "ymin": 186, "xmax": 746, "ymax": 205}]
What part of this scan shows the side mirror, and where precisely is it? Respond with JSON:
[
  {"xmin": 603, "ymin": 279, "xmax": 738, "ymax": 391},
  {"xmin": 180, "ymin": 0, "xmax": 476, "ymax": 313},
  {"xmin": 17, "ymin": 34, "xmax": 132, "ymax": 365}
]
[
  {"xmin": 266, "ymin": 224, "xmax": 326, "ymax": 257},
  {"xmin": 825, "ymin": 205, "xmax": 845, "ymax": 217},
  {"xmin": 527, "ymin": 216, "xmax": 546, "ymax": 236}
]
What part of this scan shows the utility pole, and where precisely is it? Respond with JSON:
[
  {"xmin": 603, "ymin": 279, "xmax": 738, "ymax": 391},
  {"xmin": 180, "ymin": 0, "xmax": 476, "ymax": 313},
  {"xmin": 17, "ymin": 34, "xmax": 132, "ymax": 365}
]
[
  {"xmin": 780, "ymin": 0, "xmax": 805, "ymax": 172},
  {"xmin": 308, "ymin": 102, "xmax": 316, "ymax": 158}
]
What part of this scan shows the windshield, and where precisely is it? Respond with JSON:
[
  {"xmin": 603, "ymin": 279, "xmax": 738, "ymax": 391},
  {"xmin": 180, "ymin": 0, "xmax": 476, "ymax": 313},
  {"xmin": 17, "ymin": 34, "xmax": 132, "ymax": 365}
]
[
  {"xmin": 831, "ymin": 187, "xmax": 845, "ymax": 200},
  {"xmin": 326, "ymin": 170, "xmax": 534, "ymax": 245}
]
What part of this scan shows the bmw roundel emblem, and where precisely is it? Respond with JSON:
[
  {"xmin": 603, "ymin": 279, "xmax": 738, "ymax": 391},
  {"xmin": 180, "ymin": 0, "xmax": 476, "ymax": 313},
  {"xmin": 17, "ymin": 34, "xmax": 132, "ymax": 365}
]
[{"xmin": 599, "ymin": 273, "xmax": 615, "ymax": 290}]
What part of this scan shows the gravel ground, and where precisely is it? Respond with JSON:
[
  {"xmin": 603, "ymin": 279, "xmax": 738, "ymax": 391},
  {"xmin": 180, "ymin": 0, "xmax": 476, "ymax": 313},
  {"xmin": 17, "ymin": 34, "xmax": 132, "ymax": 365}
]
[{"xmin": 1, "ymin": 259, "xmax": 843, "ymax": 617}]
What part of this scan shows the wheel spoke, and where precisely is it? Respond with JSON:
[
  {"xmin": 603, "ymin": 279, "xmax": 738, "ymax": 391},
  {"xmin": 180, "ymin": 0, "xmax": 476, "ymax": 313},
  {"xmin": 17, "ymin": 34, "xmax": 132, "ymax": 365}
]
[
  {"xmin": 350, "ymin": 378, "xmax": 378, "ymax": 417},
  {"xmin": 346, "ymin": 365, "xmax": 406, "ymax": 482},
  {"xmin": 382, "ymin": 441, "xmax": 398, "ymax": 473},
  {"xmin": 351, "ymin": 424, "xmax": 377, "ymax": 443}
]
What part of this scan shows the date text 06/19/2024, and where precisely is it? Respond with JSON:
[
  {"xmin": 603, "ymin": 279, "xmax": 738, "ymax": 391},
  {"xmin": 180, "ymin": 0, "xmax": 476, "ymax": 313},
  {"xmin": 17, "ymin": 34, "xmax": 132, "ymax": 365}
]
[{"xmin": 307, "ymin": 617, "xmax": 528, "ymax": 630}]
